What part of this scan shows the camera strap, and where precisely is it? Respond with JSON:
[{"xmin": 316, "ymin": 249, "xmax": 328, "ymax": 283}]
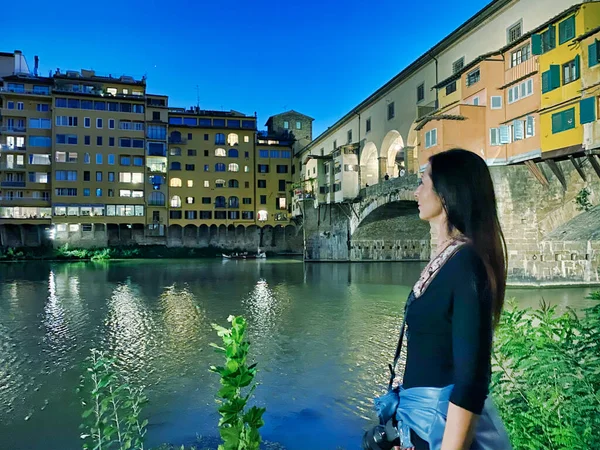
[{"xmin": 388, "ymin": 295, "xmax": 412, "ymax": 389}]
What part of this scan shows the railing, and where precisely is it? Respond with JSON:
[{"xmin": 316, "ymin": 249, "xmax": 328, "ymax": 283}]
[
  {"xmin": 1, "ymin": 181, "xmax": 26, "ymax": 187},
  {"xmin": 53, "ymin": 86, "xmax": 145, "ymax": 100},
  {"xmin": 505, "ymin": 57, "xmax": 538, "ymax": 85},
  {"xmin": 0, "ymin": 163, "xmax": 26, "ymax": 170},
  {"xmin": 0, "ymin": 126, "xmax": 27, "ymax": 133},
  {"xmin": 146, "ymin": 164, "xmax": 167, "ymax": 173},
  {"xmin": 0, "ymin": 145, "xmax": 26, "ymax": 151},
  {"xmin": 147, "ymin": 148, "xmax": 167, "ymax": 157},
  {"xmin": 0, "ymin": 87, "xmax": 51, "ymax": 96},
  {"xmin": 168, "ymin": 137, "xmax": 187, "ymax": 144},
  {"xmin": 0, "ymin": 196, "xmax": 50, "ymax": 202}
]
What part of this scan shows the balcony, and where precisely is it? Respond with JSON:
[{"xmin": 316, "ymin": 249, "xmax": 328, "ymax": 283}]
[
  {"xmin": 0, "ymin": 196, "xmax": 50, "ymax": 203},
  {"xmin": 505, "ymin": 58, "xmax": 538, "ymax": 86},
  {"xmin": 0, "ymin": 145, "xmax": 26, "ymax": 152},
  {"xmin": 146, "ymin": 163, "xmax": 167, "ymax": 173},
  {"xmin": 1, "ymin": 181, "xmax": 26, "ymax": 188},
  {"xmin": 0, "ymin": 163, "xmax": 26, "ymax": 170},
  {"xmin": 53, "ymin": 86, "xmax": 145, "ymax": 100},
  {"xmin": 168, "ymin": 137, "xmax": 187, "ymax": 144},
  {"xmin": 147, "ymin": 147, "xmax": 167, "ymax": 157},
  {"xmin": 0, "ymin": 87, "xmax": 51, "ymax": 97},
  {"xmin": 0, "ymin": 126, "xmax": 27, "ymax": 133}
]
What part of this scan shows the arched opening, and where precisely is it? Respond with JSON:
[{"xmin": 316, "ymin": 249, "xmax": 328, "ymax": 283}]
[
  {"xmin": 215, "ymin": 179, "xmax": 226, "ymax": 188},
  {"xmin": 215, "ymin": 148, "xmax": 226, "ymax": 157},
  {"xmin": 169, "ymin": 177, "xmax": 182, "ymax": 187},
  {"xmin": 381, "ymin": 130, "xmax": 405, "ymax": 178},
  {"xmin": 227, "ymin": 133, "xmax": 239, "ymax": 146},
  {"xmin": 360, "ymin": 142, "xmax": 379, "ymax": 188},
  {"xmin": 215, "ymin": 163, "xmax": 226, "ymax": 172},
  {"xmin": 215, "ymin": 196, "xmax": 226, "ymax": 208},
  {"xmin": 228, "ymin": 163, "xmax": 239, "ymax": 172},
  {"xmin": 228, "ymin": 149, "xmax": 239, "ymax": 158},
  {"xmin": 170, "ymin": 195, "xmax": 181, "ymax": 208},
  {"xmin": 169, "ymin": 132, "xmax": 182, "ymax": 144},
  {"xmin": 228, "ymin": 179, "xmax": 239, "ymax": 188},
  {"xmin": 228, "ymin": 196, "xmax": 239, "ymax": 208}
]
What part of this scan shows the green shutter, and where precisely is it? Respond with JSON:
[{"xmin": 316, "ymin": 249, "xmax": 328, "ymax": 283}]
[
  {"xmin": 550, "ymin": 64, "xmax": 561, "ymax": 90},
  {"xmin": 564, "ymin": 108, "xmax": 575, "ymax": 130},
  {"xmin": 549, "ymin": 25, "xmax": 556, "ymax": 50},
  {"xmin": 580, "ymin": 97, "xmax": 597, "ymax": 124},
  {"xmin": 552, "ymin": 111, "xmax": 562, "ymax": 133},
  {"xmin": 574, "ymin": 54, "xmax": 580, "ymax": 80},
  {"xmin": 542, "ymin": 70, "xmax": 551, "ymax": 93},
  {"xmin": 532, "ymin": 34, "xmax": 542, "ymax": 55},
  {"xmin": 559, "ymin": 16, "xmax": 575, "ymax": 45},
  {"xmin": 590, "ymin": 41, "xmax": 599, "ymax": 67}
]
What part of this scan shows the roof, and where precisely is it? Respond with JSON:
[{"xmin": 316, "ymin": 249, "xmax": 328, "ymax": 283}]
[
  {"xmin": 415, "ymin": 114, "xmax": 467, "ymax": 131},
  {"xmin": 265, "ymin": 110, "xmax": 315, "ymax": 126},
  {"xmin": 300, "ymin": 0, "xmax": 519, "ymax": 153},
  {"xmin": 432, "ymin": 52, "xmax": 502, "ymax": 89},
  {"xmin": 1, "ymin": 73, "xmax": 53, "ymax": 84}
]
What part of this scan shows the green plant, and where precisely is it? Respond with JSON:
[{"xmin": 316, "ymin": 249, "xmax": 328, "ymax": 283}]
[
  {"xmin": 210, "ymin": 316, "xmax": 265, "ymax": 450},
  {"xmin": 575, "ymin": 187, "xmax": 593, "ymax": 212},
  {"xmin": 492, "ymin": 294, "xmax": 600, "ymax": 449},
  {"xmin": 79, "ymin": 348, "xmax": 148, "ymax": 450}
]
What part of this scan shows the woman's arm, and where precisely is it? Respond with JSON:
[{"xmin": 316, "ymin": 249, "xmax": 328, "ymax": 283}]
[{"xmin": 441, "ymin": 402, "xmax": 478, "ymax": 450}]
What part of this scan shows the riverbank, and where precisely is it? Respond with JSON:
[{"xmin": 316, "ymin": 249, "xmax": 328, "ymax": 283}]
[{"xmin": 0, "ymin": 244, "xmax": 294, "ymax": 262}]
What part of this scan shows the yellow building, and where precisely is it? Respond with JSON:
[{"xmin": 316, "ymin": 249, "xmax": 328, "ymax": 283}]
[
  {"xmin": 50, "ymin": 69, "xmax": 147, "ymax": 241},
  {"xmin": 0, "ymin": 71, "xmax": 53, "ymax": 226},
  {"xmin": 145, "ymin": 94, "xmax": 169, "ymax": 237},
  {"xmin": 255, "ymin": 133, "xmax": 293, "ymax": 226},
  {"xmin": 536, "ymin": 2, "xmax": 600, "ymax": 157},
  {"xmin": 578, "ymin": 10, "xmax": 600, "ymax": 154},
  {"xmin": 166, "ymin": 109, "xmax": 257, "ymax": 229}
]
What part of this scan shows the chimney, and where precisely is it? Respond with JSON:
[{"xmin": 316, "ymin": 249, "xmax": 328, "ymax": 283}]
[
  {"xmin": 34, "ymin": 56, "xmax": 39, "ymax": 76},
  {"xmin": 14, "ymin": 50, "xmax": 22, "ymax": 74}
]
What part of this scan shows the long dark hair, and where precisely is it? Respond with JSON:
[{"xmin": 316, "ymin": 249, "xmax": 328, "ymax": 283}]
[{"xmin": 429, "ymin": 149, "xmax": 507, "ymax": 327}]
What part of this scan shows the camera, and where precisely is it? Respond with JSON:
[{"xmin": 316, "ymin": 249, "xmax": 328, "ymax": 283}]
[{"xmin": 362, "ymin": 418, "xmax": 401, "ymax": 450}]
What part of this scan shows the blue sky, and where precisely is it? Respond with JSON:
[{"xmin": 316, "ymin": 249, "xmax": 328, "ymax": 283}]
[{"xmin": 5, "ymin": 0, "xmax": 490, "ymax": 137}]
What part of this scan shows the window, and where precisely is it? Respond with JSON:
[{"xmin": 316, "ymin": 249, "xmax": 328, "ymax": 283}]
[
  {"xmin": 508, "ymin": 78, "xmax": 534, "ymax": 103},
  {"xmin": 215, "ymin": 196, "xmax": 226, "ymax": 208},
  {"xmin": 170, "ymin": 210, "xmax": 182, "ymax": 219},
  {"xmin": 120, "ymin": 156, "xmax": 131, "ymax": 166},
  {"xmin": 185, "ymin": 210, "xmax": 197, "ymax": 220},
  {"xmin": 152, "ymin": 111, "xmax": 161, "ymax": 121},
  {"xmin": 513, "ymin": 120, "xmax": 525, "ymax": 141},
  {"xmin": 215, "ymin": 133, "xmax": 225, "ymax": 145},
  {"xmin": 366, "ymin": 117, "xmax": 372, "ymax": 133},
  {"xmin": 85, "ymin": 136, "xmax": 91, "ymax": 146},
  {"xmin": 333, "ymin": 140, "xmax": 337, "ymax": 150},
  {"xmin": 552, "ymin": 108, "xmax": 575, "ymax": 134},
  {"xmin": 95, "ymin": 153, "xmax": 103, "ymax": 164},
  {"xmin": 387, "ymin": 102, "xmax": 395, "ymax": 120},
  {"xmin": 170, "ymin": 162, "xmax": 181, "ymax": 170},
  {"xmin": 109, "ymin": 119, "xmax": 115, "ymax": 129},
  {"xmin": 258, "ymin": 180, "xmax": 267, "ymax": 188},
  {"xmin": 294, "ymin": 120, "xmax": 301, "ymax": 130},
  {"xmin": 580, "ymin": 97, "xmax": 597, "ymax": 125},
  {"xmin": 228, "ymin": 196, "xmax": 239, "ymax": 208},
  {"xmin": 347, "ymin": 129, "xmax": 353, "ymax": 144},
  {"xmin": 276, "ymin": 165, "xmax": 288, "ymax": 173},
  {"xmin": 202, "ymin": 197, "xmax": 211, "ymax": 204},
  {"xmin": 36, "ymin": 103, "xmax": 49, "ymax": 112},
  {"xmin": 96, "ymin": 171, "xmax": 103, "ymax": 182},
  {"xmin": 227, "ymin": 133, "xmax": 239, "ymax": 146},
  {"xmin": 507, "ymin": 20, "xmax": 522, "ymax": 44},
  {"xmin": 215, "ymin": 163, "xmax": 226, "ymax": 172},
  {"xmin": 260, "ymin": 196, "xmax": 267, "ymax": 205},
  {"xmin": 473, "ymin": 97, "xmax": 480, "ymax": 106},
  {"xmin": 259, "ymin": 149, "xmax": 269, "ymax": 158},
  {"xmin": 452, "ymin": 57, "xmax": 464, "ymax": 74},
  {"xmin": 84, "ymin": 170, "xmax": 91, "ymax": 181},
  {"xmin": 84, "ymin": 117, "xmax": 91, "ymax": 128},
  {"xmin": 186, "ymin": 197, "xmax": 195, "ymax": 204},
  {"xmin": 204, "ymin": 164, "xmax": 209, "ymax": 172},
  {"xmin": 558, "ymin": 16, "xmax": 575, "ymax": 45},
  {"xmin": 83, "ymin": 188, "xmax": 90, "ymax": 197},
  {"xmin": 109, "ymin": 137, "xmax": 115, "ymax": 147},
  {"xmin": 243, "ymin": 198, "xmax": 252, "ymax": 205},
  {"xmin": 170, "ymin": 178, "xmax": 182, "ymax": 187},
  {"xmin": 542, "ymin": 65, "xmax": 561, "ymax": 93},
  {"xmin": 562, "ymin": 57, "xmax": 580, "ymax": 85},
  {"xmin": 170, "ymin": 147, "xmax": 181, "ymax": 156},
  {"xmin": 283, "ymin": 120, "xmax": 289, "ymax": 129},
  {"xmin": 187, "ymin": 149, "xmax": 197, "ymax": 157},
  {"xmin": 445, "ymin": 81, "xmax": 457, "ymax": 95},
  {"xmin": 148, "ymin": 192, "xmax": 165, "ymax": 206},
  {"xmin": 278, "ymin": 180, "xmax": 286, "ymax": 192},
  {"xmin": 258, "ymin": 164, "xmax": 269, "ymax": 173},
  {"xmin": 510, "ymin": 44, "xmax": 530, "ymax": 68},
  {"xmin": 96, "ymin": 118, "xmax": 103, "ymax": 129},
  {"xmin": 425, "ymin": 129, "xmax": 437, "ymax": 149},
  {"xmin": 56, "ymin": 134, "xmax": 78, "ymax": 145},
  {"xmin": 491, "ymin": 96, "xmax": 502, "ymax": 109},
  {"xmin": 185, "ymin": 164, "xmax": 195, "ymax": 171},
  {"xmin": 171, "ymin": 195, "xmax": 182, "ymax": 208},
  {"xmin": 417, "ymin": 83, "xmax": 425, "ymax": 103},
  {"xmin": 97, "ymin": 136, "xmax": 103, "ymax": 146},
  {"xmin": 526, "ymin": 115, "xmax": 535, "ymax": 138},
  {"xmin": 532, "ymin": 25, "xmax": 556, "ymax": 55},
  {"xmin": 96, "ymin": 188, "xmax": 103, "ymax": 197},
  {"xmin": 466, "ymin": 68, "xmax": 480, "ymax": 86},
  {"xmin": 589, "ymin": 40, "xmax": 600, "ymax": 68},
  {"xmin": 228, "ymin": 149, "xmax": 238, "ymax": 158},
  {"xmin": 108, "ymin": 172, "xmax": 115, "ymax": 182},
  {"xmin": 17, "ymin": 102, "xmax": 24, "ymax": 110},
  {"xmin": 215, "ymin": 148, "xmax": 226, "ymax": 157}
]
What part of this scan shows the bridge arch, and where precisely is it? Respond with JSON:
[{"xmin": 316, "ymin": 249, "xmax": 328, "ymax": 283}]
[{"xmin": 360, "ymin": 141, "xmax": 379, "ymax": 188}]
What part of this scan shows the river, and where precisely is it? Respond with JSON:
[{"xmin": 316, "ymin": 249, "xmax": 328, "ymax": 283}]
[{"xmin": 0, "ymin": 259, "xmax": 597, "ymax": 450}]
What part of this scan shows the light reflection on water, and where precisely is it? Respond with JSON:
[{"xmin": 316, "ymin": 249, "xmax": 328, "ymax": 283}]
[{"xmin": 0, "ymin": 259, "xmax": 597, "ymax": 450}]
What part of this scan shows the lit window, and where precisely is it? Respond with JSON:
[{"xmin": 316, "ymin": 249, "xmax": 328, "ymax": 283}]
[
  {"xmin": 258, "ymin": 210, "xmax": 268, "ymax": 221},
  {"xmin": 215, "ymin": 148, "xmax": 226, "ymax": 157},
  {"xmin": 244, "ymin": 136, "xmax": 250, "ymax": 143},
  {"xmin": 187, "ymin": 180, "xmax": 194, "ymax": 187},
  {"xmin": 227, "ymin": 133, "xmax": 239, "ymax": 146},
  {"xmin": 283, "ymin": 121, "xmax": 289, "ymax": 129},
  {"xmin": 170, "ymin": 195, "xmax": 182, "ymax": 208},
  {"xmin": 170, "ymin": 178, "xmax": 182, "ymax": 187},
  {"xmin": 228, "ymin": 163, "xmax": 239, "ymax": 172},
  {"xmin": 204, "ymin": 180, "xmax": 209, "ymax": 187},
  {"xmin": 186, "ymin": 197, "xmax": 194, "ymax": 204}
]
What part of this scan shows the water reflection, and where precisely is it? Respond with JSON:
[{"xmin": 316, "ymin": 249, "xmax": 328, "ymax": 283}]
[{"xmin": 0, "ymin": 259, "xmax": 596, "ymax": 450}]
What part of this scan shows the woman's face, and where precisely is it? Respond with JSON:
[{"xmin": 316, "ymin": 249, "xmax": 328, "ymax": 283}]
[{"xmin": 414, "ymin": 165, "xmax": 445, "ymax": 223}]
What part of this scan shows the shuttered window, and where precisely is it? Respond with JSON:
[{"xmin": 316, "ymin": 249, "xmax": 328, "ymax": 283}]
[
  {"xmin": 551, "ymin": 108, "xmax": 575, "ymax": 134},
  {"xmin": 580, "ymin": 97, "xmax": 597, "ymax": 125}
]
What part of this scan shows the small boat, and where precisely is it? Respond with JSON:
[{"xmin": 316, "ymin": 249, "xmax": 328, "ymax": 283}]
[{"xmin": 222, "ymin": 251, "xmax": 266, "ymax": 260}]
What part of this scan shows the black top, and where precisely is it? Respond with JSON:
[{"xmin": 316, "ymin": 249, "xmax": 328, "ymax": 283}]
[{"xmin": 402, "ymin": 245, "xmax": 493, "ymax": 415}]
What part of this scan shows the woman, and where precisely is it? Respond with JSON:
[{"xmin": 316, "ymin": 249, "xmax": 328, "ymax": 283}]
[{"xmin": 395, "ymin": 149, "xmax": 509, "ymax": 450}]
